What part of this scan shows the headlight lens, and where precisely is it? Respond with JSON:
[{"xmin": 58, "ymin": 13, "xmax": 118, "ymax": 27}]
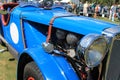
[{"xmin": 77, "ymin": 34, "xmax": 108, "ymax": 68}]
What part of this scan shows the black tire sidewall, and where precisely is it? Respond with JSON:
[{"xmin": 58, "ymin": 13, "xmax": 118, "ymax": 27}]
[{"xmin": 23, "ymin": 61, "xmax": 43, "ymax": 80}]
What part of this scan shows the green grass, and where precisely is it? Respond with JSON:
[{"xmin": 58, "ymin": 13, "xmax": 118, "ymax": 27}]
[
  {"xmin": 97, "ymin": 17, "xmax": 120, "ymax": 25},
  {"xmin": 0, "ymin": 45, "xmax": 17, "ymax": 80}
]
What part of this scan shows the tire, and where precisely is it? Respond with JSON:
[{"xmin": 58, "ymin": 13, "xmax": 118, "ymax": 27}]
[{"xmin": 23, "ymin": 61, "xmax": 44, "ymax": 80}]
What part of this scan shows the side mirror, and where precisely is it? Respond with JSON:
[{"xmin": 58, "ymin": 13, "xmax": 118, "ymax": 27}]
[{"xmin": 0, "ymin": 9, "xmax": 8, "ymax": 15}]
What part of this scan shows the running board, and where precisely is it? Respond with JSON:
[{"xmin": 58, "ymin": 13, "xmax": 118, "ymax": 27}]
[{"xmin": 0, "ymin": 34, "xmax": 18, "ymax": 60}]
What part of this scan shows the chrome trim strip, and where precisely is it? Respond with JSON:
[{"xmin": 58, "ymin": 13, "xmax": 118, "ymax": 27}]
[
  {"xmin": 102, "ymin": 26, "xmax": 120, "ymax": 37},
  {"xmin": 102, "ymin": 26, "xmax": 120, "ymax": 51}
]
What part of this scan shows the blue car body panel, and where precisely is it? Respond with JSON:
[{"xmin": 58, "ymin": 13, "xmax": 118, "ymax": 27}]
[
  {"xmin": 0, "ymin": 3, "xmax": 118, "ymax": 80},
  {"xmin": 2, "ymin": 9, "xmax": 24, "ymax": 53},
  {"xmin": 20, "ymin": 7, "xmax": 117, "ymax": 35},
  {"xmin": 21, "ymin": 47, "xmax": 79, "ymax": 80},
  {"xmin": 0, "ymin": 5, "xmax": 80, "ymax": 80}
]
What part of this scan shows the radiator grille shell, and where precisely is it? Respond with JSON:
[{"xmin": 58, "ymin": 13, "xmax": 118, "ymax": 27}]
[{"xmin": 105, "ymin": 38, "xmax": 120, "ymax": 80}]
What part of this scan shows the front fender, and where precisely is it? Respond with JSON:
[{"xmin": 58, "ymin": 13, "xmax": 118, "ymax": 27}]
[{"xmin": 18, "ymin": 46, "xmax": 79, "ymax": 80}]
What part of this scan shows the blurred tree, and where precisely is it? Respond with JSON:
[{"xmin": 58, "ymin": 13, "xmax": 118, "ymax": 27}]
[
  {"xmin": 78, "ymin": 0, "xmax": 119, "ymax": 4},
  {"xmin": 57, "ymin": 0, "xmax": 62, "ymax": 1}
]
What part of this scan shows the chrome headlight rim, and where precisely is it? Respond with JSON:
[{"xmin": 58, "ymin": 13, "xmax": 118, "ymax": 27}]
[{"xmin": 77, "ymin": 33, "xmax": 108, "ymax": 68}]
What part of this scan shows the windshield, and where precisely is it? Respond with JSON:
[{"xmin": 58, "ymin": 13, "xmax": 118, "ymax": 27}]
[
  {"xmin": 19, "ymin": 0, "xmax": 54, "ymax": 8},
  {"xmin": 18, "ymin": 0, "xmax": 43, "ymax": 7}
]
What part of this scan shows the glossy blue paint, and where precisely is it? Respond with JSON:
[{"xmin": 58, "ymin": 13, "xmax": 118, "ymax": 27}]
[
  {"xmin": 2, "ymin": 7, "xmax": 24, "ymax": 53},
  {"xmin": 21, "ymin": 46, "xmax": 79, "ymax": 80},
  {"xmin": 20, "ymin": 7, "xmax": 117, "ymax": 35},
  {"xmin": 0, "ymin": 5, "xmax": 80, "ymax": 80},
  {"xmin": 23, "ymin": 20, "xmax": 46, "ymax": 48},
  {"xmin": 0, "ymin": 3, "xmax": 118, "ymax": 80}
]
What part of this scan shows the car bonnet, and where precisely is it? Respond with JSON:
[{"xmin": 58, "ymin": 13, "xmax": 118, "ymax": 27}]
[{"xmin": 21, "ymin": 8, "xmax": 117, "ymax": 35}]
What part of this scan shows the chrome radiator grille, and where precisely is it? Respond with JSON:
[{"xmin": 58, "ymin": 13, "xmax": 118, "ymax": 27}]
[{"xmin": 106, "ymin": 39, "xmax": 120, "ymax": 80}]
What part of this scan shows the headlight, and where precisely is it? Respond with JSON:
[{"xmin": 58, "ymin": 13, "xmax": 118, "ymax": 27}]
[{"xmin": 77, "ymin": 33, "xmax": 108, "ymax": 68}]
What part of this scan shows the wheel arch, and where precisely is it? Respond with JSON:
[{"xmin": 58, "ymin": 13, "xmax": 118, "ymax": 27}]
[
  {"xmin": 17, "ymin": 47, "xmax": 79, "ymax": 80},
  {"xmin": 17, "ymin": 53, "xmax": 33, "ymax": 80}
]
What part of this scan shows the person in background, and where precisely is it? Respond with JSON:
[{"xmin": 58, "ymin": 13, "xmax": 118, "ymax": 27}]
[
  {"xmin": 71, "ymin": 2, "xmax": 77, "ymax": 14},
  {"xmin": 109, "ymin": 4, "xmax": 117, "ymax": 22},
  {"xmin": 117, "ymin": 8, "xmax": 120, "ymax": 25},
  {"xmin": 66, "ymin": 2, "xmax": 72, "ymax": 12},
  {"xmin": 83, "ymin": 1, "xmax": 88, "ymax": 16},
  {"xmin": 0, "ymin": 0, "xmax": 2, "ymax": 6},
  {"xmin": 102, "ymin": 5, "xmax": 109, "ymax": 17},
  {"xmin": 91, "ymin": 2, "xmax": 96, "ymax": 13},
  {"xmin": 94, "ymin": 4, "xmax": 100, "ymax": 18}
]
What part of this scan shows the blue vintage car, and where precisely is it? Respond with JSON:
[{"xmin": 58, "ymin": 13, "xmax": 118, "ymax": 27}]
[{"xmin": 0, "ymin": 0, "xmax": 120, "ymax": 80}]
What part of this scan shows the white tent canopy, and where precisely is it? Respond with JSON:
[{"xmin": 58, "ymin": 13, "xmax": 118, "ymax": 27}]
[
  {"xmin": 55, "ymin": 0, "xmax": 71, "ymax": 3},
  {"xmin": 61, "ymin": 0, "xmax": 70, "ymax": 2}
]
